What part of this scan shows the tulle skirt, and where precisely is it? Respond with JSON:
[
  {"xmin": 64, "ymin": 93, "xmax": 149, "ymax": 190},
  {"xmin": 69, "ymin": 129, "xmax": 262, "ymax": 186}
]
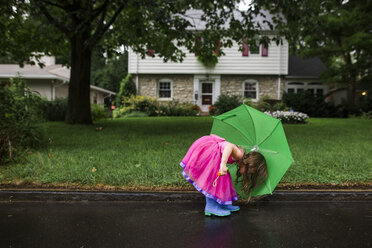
[{"xmin": 180, "ymin": 135, "xmax": 238, "ymax": 205}]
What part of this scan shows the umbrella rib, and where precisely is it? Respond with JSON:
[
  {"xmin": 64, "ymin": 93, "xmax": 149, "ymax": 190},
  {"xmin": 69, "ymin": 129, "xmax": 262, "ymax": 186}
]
[
  {"xmin": 257, "ymin": 120, "xmax": 281, "ymax": 147},
  {"xmin": 243, "ymin": 105, "xmax": 256, "ymax": 144}
]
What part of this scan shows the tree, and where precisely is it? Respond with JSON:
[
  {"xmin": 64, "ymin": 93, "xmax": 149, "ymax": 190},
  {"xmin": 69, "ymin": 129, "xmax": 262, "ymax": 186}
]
[
  {"xmin": 116, "ymin": 74, "xmax": 136, "ymax": 106},
  {"xmin": 90, "ymin": 48, "xmax": 128, "ymax": 93},
  {"xmin": 3, "ymin": 0, "xmax": 279, "ymax": 124},
  {"xmin": 254, "ymin": 0, "xmax": 372, "ymax": 110}
]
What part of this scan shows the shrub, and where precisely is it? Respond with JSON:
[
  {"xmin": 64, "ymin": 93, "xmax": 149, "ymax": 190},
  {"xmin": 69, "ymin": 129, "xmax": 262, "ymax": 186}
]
[
  {"xmin": 265, "ymin": 111, "xmax": 309, "ymax": 124},
  {"xmin": 39, "ymin": 97, "xmax": 67, "ymax": 121},
  {"xmin": 209, "ymin": 105, "xmax": 217, "ymax": 115},
  {"xmin": 91, "ymin": 104, "xmax": 107, "ymax": 121},
  {"xmin": 116, "ymin": 74, "xmax": 136, "ymax": 106},
  {"xmin": 360, "ymin": 111, "xmax": 372, "ymax": 119},
  {"xmin": 355, "ymin": 93, "xmax": 372, "ymax": 115},
  {"xmin": 0, "ymin": 78, "xmax": 44, "ymax": 163},
  {"xmin": 115, "ymin": 95, "xmax": 157, "ymax": 118},
  {"xmin": 124, "ymin": 111, "xmax": 149, "ymax": 117},
  {"xmin": 244, "ymin": 95, "xmax": 290, "ymax": 112},
  {"xmin": 212, "ymin": 94, "xmax": 243, "ymax": 115},
  {"xmin": 156, "ymin": 101, "xmax": 200, "ymax": 116},
  {"xmin": 282, "ymin": 91, "xmax": 346, "ymax": 118}
]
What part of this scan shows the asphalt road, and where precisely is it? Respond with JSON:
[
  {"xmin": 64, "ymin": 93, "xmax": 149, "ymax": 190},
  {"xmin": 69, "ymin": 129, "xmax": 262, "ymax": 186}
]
[{"xmin": 1, "ymin": 200, "xmax": 371, "ymax": 248}]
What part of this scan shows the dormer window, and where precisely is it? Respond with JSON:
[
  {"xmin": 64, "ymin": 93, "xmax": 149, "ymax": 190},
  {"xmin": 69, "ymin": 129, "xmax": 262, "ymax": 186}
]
[
  {"xmin": 242, "ymin": 39, "xmax": 268, "ymax": 57},
  {"xmin": 250, "ymin": 41, "xmax": 259, "ymax": 55}
]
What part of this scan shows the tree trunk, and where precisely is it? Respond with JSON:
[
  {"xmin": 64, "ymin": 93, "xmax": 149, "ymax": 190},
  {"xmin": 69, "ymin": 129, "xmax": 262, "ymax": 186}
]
[
  {"xmin": 348, "ymin": 80, "xmax": 357, "ymax": 111},
  {"xmin": 65, "ymin": 33, "xmax": 92, "ymax": 124}
]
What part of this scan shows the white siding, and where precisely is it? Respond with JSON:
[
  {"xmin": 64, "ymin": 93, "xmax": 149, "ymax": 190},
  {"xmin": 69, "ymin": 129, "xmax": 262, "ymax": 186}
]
[
  {"xmin": 129, "ymin": 38, "xmax": 288, "ymax": 75},
  {"xmin": 27, "ymin": 79, "xmax": 53, "ymax": 100}
]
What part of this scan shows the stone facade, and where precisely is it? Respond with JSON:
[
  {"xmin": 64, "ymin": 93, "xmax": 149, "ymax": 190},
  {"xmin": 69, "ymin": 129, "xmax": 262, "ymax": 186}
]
[
  {"xmin": 137, "ymin": 74, "xmax": 286, "ymax": 104},
  {"xmin": 137, "ymin": 74, "xmax": 194, "ymax": 103},
  {"xmin": 221, "ymin": 75, "xmax": 285, "ymax": 100}
]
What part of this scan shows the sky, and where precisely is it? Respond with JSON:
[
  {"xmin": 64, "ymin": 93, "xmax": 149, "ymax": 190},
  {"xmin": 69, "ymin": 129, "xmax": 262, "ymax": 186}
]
[{"xmin": 238, "ymin": 0, "xmax": 253, "ymax": 11}]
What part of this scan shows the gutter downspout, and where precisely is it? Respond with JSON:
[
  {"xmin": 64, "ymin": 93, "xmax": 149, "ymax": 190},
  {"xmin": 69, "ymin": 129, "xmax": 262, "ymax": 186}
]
[{"xmin": 136, "ymin": 53, "xmax": 139, "ymax": 94}]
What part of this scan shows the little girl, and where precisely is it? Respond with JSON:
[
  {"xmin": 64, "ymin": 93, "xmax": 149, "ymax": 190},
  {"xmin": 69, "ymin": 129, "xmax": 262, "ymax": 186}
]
[{"xmin": 180, "ymin": 134, "xmax": 268, "ymax": 217}]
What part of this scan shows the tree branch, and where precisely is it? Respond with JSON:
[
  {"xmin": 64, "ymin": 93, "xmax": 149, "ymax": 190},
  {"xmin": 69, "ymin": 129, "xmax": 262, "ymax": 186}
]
[
  {"xmin": 90, "ymin": 0, "xmax": 109, "ymax": 22},
  {"xmin": 90, "ymin": 3, "xmax": 125, "ymax": 47},
  {"xmin": 38, "ymin": 0, "xmax": 67, "ymax": 10},
  {"xmin": 37, "ymin": 3, "xmax": 71, "ymax": 36}
]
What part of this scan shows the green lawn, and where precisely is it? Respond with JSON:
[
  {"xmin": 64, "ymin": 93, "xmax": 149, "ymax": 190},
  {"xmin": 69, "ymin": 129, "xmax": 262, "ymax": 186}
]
[{"xmin": 0, "ymin": 117, "xmax": 371, "ymax": 189}]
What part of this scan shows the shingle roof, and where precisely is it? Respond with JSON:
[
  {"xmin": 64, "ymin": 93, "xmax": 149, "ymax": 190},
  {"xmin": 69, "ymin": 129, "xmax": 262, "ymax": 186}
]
[
  {"xmin": 181, "ymin": 9, "xmax": 279, "ymax": 31},
  {"xmin": 0, "ymin": 64, "xmax": 116, "ymax": 95},
  {"xmin": 0, "ymin": 64, "xmax": 64, "ymax": 80},
  {"xmin": 287, "ymin": 55, "xmax": 327, "ymax": 78}
]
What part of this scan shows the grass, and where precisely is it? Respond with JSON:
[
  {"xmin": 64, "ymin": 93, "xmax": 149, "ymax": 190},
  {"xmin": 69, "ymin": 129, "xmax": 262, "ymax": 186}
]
[{"xmin": 0, "ymin": 117, "xmax": 371, "ymax": 189}]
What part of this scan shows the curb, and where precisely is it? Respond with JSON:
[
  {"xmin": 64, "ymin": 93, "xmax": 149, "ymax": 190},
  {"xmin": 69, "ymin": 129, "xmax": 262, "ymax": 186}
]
[{"xmin": 0, "ymin": 190, "xmax": 371, "ymax": 202}]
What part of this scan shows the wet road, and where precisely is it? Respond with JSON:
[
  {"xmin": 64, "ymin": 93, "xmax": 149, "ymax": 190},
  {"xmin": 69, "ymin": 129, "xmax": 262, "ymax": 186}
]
[{"xmin": 1, "ymin": 201, "xmax": 371, "ymax": 248}]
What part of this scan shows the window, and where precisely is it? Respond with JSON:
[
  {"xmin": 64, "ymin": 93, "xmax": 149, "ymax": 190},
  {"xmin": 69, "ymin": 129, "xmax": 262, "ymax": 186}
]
[
  {"xmin": 316, "ymin": 89, "xmax": 324, "ymax": 96},
  {"xmin": 286, "ymin": 82, "xmax": 326, "ymax": 96},
  {"xmin": 243, "ymin": 80, "xmax": 259, "ymax": 101},
  {"xmin": 93, "ymin": 93, "xmax": 97, "ymax": 104},
  {"xmin": 249, "ymin": 41, "xmax": 259, "ymax": 54},
  {"xmin": 308, "ymin": 82, "xmax": 324, "ymax": 96},
  {"xmin": 286, "ymin": 82, "xmax": 305, "ymax": 93},
  {"xmin": 194, "ymin": 36, "xmax": 221, "ymax": 57},
  {"xmin": 242, "ymin": 38, "xmax": 268, "ymax": 56},
  {"xmin": 158, "ymin": 80, "xmax": 172, "ymax": 99}
]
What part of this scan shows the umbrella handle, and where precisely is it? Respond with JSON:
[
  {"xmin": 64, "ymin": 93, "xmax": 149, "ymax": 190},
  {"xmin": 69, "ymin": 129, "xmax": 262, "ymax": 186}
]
[
  {"xmin": 213, "ymin": 168, "xmax": 228, "ymax": 187},
  {"xmin": 213, "ymin": 175, "xmax": 220, "ymax": 187}
]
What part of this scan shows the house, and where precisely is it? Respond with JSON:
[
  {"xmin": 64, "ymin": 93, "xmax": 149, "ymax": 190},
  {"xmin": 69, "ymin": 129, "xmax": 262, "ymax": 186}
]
[
  {"xmin": 128, "ymin": 9, "xmax": 344, "ymax": 112},
  {"xmin": 0, "ymin": 56, "xmax": 116, "ymax": 105},
  {"xmin": 285, "ymin": 55, "xmax": 348, "ymax": 105}
]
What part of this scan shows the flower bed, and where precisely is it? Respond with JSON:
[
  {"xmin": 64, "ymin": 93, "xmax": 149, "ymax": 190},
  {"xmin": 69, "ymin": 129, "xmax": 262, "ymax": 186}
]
[
  {"xmin": 113, "ymin": 95, "xmax": 200, "ymax": 117},
  {"xmin": 265, "ymin": 110, "xmax": 309, "ymax": 124}
]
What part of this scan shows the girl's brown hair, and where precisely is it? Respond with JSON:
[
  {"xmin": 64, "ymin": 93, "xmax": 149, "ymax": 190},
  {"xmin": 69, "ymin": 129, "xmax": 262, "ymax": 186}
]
[{"xmin": 236, "ymin": 150, "xmax": 268, "ymax": 202}]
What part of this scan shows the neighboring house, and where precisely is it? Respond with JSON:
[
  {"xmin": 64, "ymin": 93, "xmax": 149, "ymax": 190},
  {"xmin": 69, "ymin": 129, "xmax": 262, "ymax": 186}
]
[
  {"xmin": 0, "ymin": 56, "xmax": 116, "ymax": 105},
  {"xmin": 285, "ymin": 55, "xmax": 348, "ymax": 106},
  {"xmin": 128, "ymin": 9, "xmax": 343, "ymax": 112}
]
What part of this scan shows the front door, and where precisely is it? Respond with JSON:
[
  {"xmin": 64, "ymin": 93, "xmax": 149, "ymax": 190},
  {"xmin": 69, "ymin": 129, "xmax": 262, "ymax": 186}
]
[{"xmin": 200, "ymin": 80, "xmax": 214, "ymax": 112}]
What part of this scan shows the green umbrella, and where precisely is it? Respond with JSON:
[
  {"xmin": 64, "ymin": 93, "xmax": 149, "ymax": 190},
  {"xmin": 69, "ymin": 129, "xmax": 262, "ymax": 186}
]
[{"xmin": 210, "ymin": 103, "xmax": 294, "ymax": 198}]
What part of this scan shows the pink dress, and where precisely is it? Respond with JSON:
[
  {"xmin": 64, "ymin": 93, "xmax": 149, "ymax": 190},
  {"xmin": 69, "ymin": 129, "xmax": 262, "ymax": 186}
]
[{"xmin": 180, "ymin": 134, "xmax": 244, "ymax": 205}]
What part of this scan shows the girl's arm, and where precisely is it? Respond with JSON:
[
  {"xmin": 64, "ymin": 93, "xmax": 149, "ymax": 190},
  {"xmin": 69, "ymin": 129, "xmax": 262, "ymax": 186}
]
[
  {"xmin": 220, "ymin": 143, "xmax": 244, "ymax": 175},
  {"xmin": 220, "ymin": 143, "xmax": 234, "ymax": 175}
]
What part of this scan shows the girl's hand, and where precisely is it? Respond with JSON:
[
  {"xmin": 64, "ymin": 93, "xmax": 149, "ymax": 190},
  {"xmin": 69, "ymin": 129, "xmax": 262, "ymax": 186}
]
[{"xmin": 220, "ymin": 163, "xmax": 228, "ymax": 175}]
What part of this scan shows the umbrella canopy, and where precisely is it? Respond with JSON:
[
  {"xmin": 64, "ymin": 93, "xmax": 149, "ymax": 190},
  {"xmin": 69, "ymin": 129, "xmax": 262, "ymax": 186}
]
[{"xmin": 210, "ymin": 104, "xmax": 294, "ymax": 197}]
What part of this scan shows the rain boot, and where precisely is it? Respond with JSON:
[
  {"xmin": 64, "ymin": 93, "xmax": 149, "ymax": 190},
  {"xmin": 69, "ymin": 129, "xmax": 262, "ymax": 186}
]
[
  {"xmin": 204, "ymin": 197, "xmax": 231, "ymax": 217},
  {"xmin": 221, "ymin": 204, "xmax": 240, "ymax": 212}
]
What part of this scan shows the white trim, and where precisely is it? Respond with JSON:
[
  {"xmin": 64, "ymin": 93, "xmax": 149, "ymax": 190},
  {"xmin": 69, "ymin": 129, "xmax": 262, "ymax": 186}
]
[
  {"xmin": 278, "ymin": 42, "xmax": 282, "ymax": 100},
  {"xmin": 135, "ymin": 75, "xmax": 139, "ymax": 93},
  {"xmin": 89, "ymin": 85, "xmax": 116, "ymax": 95},
  {"xmin": 193, "ymin": 75, "xmax": 221, "ymax": 112},
  {"xmin": 157, "ymin": 78, "xmax": 173, "ymax": 101},
  {"xmin": 0, "ymin": 74, "xmax": 64, "ymax": 80},
  {"xmin": 243, "ymin": 79, "xmax": 259, "ymax": 102}
]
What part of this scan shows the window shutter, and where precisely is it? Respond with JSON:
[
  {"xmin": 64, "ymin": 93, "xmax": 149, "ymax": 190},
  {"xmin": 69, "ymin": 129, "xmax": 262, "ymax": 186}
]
[
  {"xmin": 261, "ymin": 44, "xmax": 268, "ymax": 56},
  {"xmin": 242, "ymin": 40, "xmax": 249, "ymax": 56},
  {"xmin": 146, "ymin": 49, "xmax": 155, "ymax": 56},
  {"xmin": 214, "ymin": 41, "xmax": 221, "ymax": 56},
  {"xmin": 195, "ymin": 36, "xmax": 202, "ymax": 56}
]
